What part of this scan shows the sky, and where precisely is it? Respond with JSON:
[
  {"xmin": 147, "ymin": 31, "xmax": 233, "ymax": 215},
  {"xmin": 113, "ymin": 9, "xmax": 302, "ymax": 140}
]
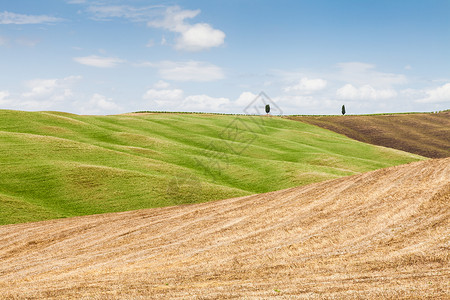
[{"xmin": 0, "ymin": 0, "xmax": 449, "ymax": 115}]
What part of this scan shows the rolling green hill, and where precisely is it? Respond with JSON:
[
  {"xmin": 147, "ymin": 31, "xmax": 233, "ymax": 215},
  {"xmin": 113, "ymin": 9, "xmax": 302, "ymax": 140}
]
[{"xmin": 0, "ymin": 110, "xmax": 423, "ymax": 225}]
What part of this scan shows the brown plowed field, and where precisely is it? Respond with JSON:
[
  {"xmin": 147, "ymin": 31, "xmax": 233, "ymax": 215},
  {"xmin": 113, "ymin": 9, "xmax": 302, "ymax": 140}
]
[
  {"xmin": 0, "ymin": 158, "xmax": 449, "ymax": 299},
  {"xmin": 287, "ymin": 111, "xmax": 450, "ymax": 158}
]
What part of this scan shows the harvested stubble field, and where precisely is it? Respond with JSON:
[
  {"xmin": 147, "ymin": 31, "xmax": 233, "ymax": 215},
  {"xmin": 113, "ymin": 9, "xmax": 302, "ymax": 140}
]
[
  {"xmin": 287, "ymin": 111, "xmax": 450, "ymax": 158},
  {"xmin": 0, "ymin": 158, "xmax": 448, "ymax": 299}
]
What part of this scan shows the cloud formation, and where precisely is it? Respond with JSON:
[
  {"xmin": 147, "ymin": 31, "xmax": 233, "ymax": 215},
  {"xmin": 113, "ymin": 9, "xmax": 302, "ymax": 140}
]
[
  {"xmin": 283, "ymin": 77, "xmax": 327, "ymax": 94},
  {"xmin": 80, "ymin": 93, "xmax": 122, "ymax": 114},
  {"xmin": 336, "ymin": 84, "xmax": 397, "ymax": 100},
  {"xmin": 235, "ymin": 91, "xmax": 257, "ymax": 107},
  {"xmin": 73, "ymin": 55, "xmax": 125, "ymax": 68},
  {"xmin": 0, "ymin": 90, "xmax": 11, "ymax": 104},
  {"xmin": 86, "ymin": 5, "xmax": 161, "ymax": 22},
  {"xmin": 151, "ymin": 61, "xmax": 225, "ymax": 82},
  {"xmin": 0, "ymin": 11, "xmax": 63, "ymax": 25},
  {"xmin": 0, "ymin": 76, "xmax": 82, "ymax": 110},
  {"xmin": 336, "ymin": 62, "xmax": 407, "ymax": 88},
  {"xmin": 148, "ymin": 6, "xmax": 225, "ymax": 51},
  {"xmin": 153, "ymin": 80, "xmax": 170, "ymax": 89},
  {"xmin": 272, "ymin": 62, "xmax": 418, "ymax": 113},
  {"xmin": 143, "ymin": 81, "xmax": 230, "ymax": 112},
  {"xmin": 79, "ymin": 4, "xmax": 224, "ymax": 51},
  {"xmin": 12, "ymin": 76, "xmax": 122, "ymax": 114},
  {"xmin": 182, "ymin": 94, "xmax": 230, "ymax": 111},
  {"xmin": 143, "ymin": 88, "xmax": 184, "ymax": 106},
  {"xmin": 22, "ymin": 76, "xmax": 81, "ymax": 100},
  {"xmin": 417, "ymin": 83, "xmax": 450, "ymax": 103}
]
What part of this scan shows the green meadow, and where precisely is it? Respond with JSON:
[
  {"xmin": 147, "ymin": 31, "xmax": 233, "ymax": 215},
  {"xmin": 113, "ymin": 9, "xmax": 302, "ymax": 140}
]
[{"xmin": 0, "ymin": 110, "xmax": 423, "ymax": 225}]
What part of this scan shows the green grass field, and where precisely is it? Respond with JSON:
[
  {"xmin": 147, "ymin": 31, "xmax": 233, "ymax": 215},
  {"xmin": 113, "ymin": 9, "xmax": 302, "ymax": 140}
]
[{"xmin": 0, "ymin": 110, "xmax": 424, "ymax": 225}]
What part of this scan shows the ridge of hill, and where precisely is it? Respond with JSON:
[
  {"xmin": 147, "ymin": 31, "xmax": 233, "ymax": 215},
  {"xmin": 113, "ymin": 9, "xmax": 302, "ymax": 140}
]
[
  {"xmin": 0, "ymin": 110, "xmax": 422, "ymax": 225},
  {"xmin": 287, "ymin": 111, "xmax": 450, "ymax": 158},
  {"xmin": 0, "ymin": 158, "xmax": 448, "ymax": 298}
]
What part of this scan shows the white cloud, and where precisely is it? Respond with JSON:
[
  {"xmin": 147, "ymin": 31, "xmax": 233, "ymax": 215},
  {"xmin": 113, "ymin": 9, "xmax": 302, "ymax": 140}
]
[
  {"xmin": 399, "ymin": 88, "xmax": 426, "ymax": 99},
  {"xmin": 86, "ymin": 5, "xmax": 161, "ymax": 22},
  {"xmin": 76, "ymin": 93, "xmax": 122, "ymax": 115},
  {"xmin": 336, "ymin": 62, "xmax": 407, "ymax": 88},
  {"xmin": 274, "ymin": 94, "xmax": 322, "ymax": 109},
  {"xmin": 89, "ymin": 93, "xmax": 122, "ymax": 111},
  {"xmin": 0, "ymin": 90, "xmax": 9, "ymax": 99},
  {"xmin": 1, "ymin": 76, "xmax": 124, "ymax": 114},
  {"xmin": 336, "ymin": 84, "xmax": 397, "ymax": 100},
  {"xmin": 22, "ymin": 79, "xmax": 58, "ymax": 98},
  {"xmin": 0, "ymin": 90, "xmax": 11, "ymax": 104},
  {"xmin": 271, "ymin": 62, "xmax": 418, "ymax": 114},
  {"xmin": 142, "ymin": 84, "xmax": 230, "ymax": 112},
  {"xmin": 182, "ymin": 94, "xmax": 230, "ymax": 111},
  {"xmin": 149, "ymin": 6, "xmax": 199, "ymax": 32},
  {"xmin": 76, "ymin": 4, "xmax": 224, "ymax": 51},
  {"xmin": 235, "ymin": 91, "xmax": 257, "ymax": 106},
  {"xmin": 73, "ymin": 55, "xmax": 125, "ymax": 68},
  {"xmin": 22, "ymin": 76, "xmax": 81, "ymax": 101},
  {"xmin": 148, "ymin": 6, "xmax": 225, "ymax": 51},
  {"xmin": 277, "ymin": 63, "xmax": 406, "ymax": 91},
  {"xmin": 143, "ymin": 88, "xmax": 184, "ymax": 106},
  {"xmin": 417, "ymin": 83, "xmax": 450, "ymax": 103},
  {"xmin": 337, "ymin": 62, "xmax": 374, "ymax": 73},
  {"xmin": 283, "ymin": 77, "xmax": 327, "ymax": 94},
  {"xmin": 0, "ymin": 11, "xmax": 63, "ymax": 25},
  {"xmin": 5, "ymin": 76, "xmax": 81, "ymax": 111},
  {"xmin": 153, "ymin": 80, "xmax": 170, "ymax": 89},
  {"xmin": 175, "ymin": 23, "xmax": 225, "ymax": 51},
  {"xmin": 154, "ymin": 61, "xmax": 224, "ymax": 82}
]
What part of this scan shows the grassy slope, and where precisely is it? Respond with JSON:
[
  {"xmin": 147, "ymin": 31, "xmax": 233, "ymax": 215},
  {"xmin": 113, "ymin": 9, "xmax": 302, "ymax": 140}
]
[
  {"xmin": 0, "ymin": 158, "xmax": 448, "ymax": 298},
  {"xmin": 287, "ymin": 111, "xmax": 450, "ymax": 158},
  {"xmin": 0, "ymin": 110, "xmax": 423, "ymax": 225}
]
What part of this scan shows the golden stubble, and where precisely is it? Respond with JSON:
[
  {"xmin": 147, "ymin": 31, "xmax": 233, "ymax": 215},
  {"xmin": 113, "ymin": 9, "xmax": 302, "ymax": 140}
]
[{"xmin": 0, "ymin": 158, "xmax": 449, "ymax": 299}]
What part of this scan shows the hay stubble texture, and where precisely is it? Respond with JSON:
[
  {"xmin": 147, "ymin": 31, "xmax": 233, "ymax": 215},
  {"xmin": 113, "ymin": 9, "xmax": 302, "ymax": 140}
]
[{"xmin": 0, "ymin": 158, "xmax": 449, "ymax": 299}]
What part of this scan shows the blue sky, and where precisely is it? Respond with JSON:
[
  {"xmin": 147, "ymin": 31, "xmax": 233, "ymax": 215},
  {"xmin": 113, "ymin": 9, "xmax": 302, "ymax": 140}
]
[{"xmin": 0, "ymin": 0, "xmax": 449, "ymax": 115}]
